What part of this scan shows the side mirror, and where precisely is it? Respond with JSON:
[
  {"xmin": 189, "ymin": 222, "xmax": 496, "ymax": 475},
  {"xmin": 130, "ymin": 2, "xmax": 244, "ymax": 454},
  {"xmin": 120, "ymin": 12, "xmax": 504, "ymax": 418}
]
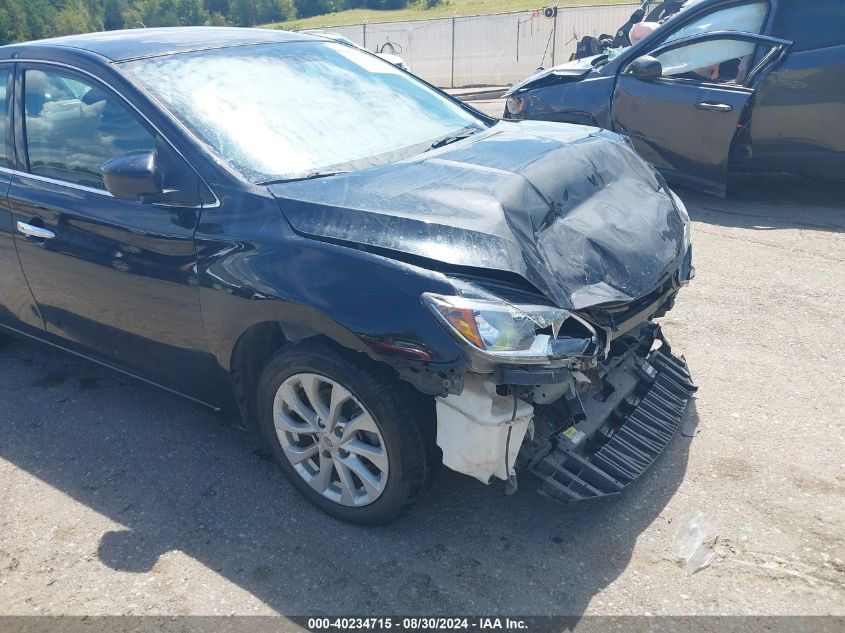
[
  {"xmin": 101, "ymin": 150, "xmax": 162, "ymax": 202},
  {"xmin": 627, "ymin": 55, "xmax": 663, "ymax": 80}
]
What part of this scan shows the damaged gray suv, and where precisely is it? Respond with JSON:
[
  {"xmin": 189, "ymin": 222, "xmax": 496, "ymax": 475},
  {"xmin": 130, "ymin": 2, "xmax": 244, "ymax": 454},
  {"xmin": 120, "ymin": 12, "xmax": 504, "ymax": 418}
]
[{"xmin": 0, "ymin": 28, "xmax": 696, "ymax": 525}]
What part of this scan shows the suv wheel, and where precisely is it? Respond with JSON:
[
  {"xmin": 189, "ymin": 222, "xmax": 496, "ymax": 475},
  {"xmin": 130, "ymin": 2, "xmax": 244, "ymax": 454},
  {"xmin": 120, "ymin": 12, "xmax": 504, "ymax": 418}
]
[{"xmin": 256, "ymin": 340, "xmax": 433, "ymax": 525}]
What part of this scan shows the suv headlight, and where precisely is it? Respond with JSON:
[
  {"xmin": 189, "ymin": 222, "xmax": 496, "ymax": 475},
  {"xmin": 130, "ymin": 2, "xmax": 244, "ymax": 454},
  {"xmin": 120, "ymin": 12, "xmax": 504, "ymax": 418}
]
[
  {"xmin": 506, "ymin": 95, "xmax": 526, "ymax": 119},
  {"xmin": 422, "ymin": 293, "xmax": 598, "ymax": 365}
]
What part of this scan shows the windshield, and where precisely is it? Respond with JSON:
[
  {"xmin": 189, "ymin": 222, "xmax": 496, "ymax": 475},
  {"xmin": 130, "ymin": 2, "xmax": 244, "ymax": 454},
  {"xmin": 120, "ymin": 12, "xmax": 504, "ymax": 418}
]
[{"xmin": 122, "ymin": 41, "xmax": 485, "ymax": 183}]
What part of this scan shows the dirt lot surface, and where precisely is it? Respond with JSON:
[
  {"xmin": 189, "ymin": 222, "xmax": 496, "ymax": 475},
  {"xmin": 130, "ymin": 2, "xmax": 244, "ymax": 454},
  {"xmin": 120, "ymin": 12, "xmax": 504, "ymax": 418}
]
[{"xmin": 1, "ymin": 168, "xmax": 843, "ymax": 617}]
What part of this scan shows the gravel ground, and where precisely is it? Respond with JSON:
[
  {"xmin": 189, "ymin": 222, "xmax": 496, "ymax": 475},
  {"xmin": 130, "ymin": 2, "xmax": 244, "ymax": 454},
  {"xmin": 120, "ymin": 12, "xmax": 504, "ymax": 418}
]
[{"xmin": 0, "ymin": 168, "xmax": 843, "ymax": 617}]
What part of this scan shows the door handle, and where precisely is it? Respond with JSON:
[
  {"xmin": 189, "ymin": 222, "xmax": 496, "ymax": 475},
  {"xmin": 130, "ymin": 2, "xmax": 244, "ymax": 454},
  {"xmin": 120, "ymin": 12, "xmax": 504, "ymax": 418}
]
[
  {"xmin": 16, "ymin": 221, "xmax": 56, "ymax": 240},
  {"xmin": 696, "ymin": 102, "xmax": 734, "ymax": 113}
]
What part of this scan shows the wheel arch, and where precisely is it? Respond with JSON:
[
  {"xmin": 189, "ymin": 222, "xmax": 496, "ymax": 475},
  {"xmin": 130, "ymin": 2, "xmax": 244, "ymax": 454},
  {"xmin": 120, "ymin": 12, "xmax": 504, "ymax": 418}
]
[{"xmin": 227, "ymin": 309, "xmax": 373, "ymax": 429}]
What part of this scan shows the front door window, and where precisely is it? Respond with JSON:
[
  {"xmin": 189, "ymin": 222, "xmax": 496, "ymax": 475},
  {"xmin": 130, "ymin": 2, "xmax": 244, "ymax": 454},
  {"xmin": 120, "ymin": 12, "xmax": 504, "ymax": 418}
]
[
  {"xmin": 23, "ymin": 69, "xmax": 156, "ymax": 189},
  {"xmin": 655, "ymin": 37, "xmax": 777, "ymax": 84},
  {"xmin": 665, "ymin": 1, "xmax": 769, "ymax": 43}
]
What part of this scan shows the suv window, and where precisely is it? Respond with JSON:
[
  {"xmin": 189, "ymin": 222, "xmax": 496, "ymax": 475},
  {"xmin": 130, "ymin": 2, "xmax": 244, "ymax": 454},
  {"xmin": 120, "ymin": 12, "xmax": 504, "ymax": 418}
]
[
  {"xmin": 1, "ymin": 68, "xmax": 9, "ymax": 167},
  {"xmin": 771, "ymin": 0, "xmax": 845, "ymax": 52},
  {"xmin": 656, "ymin": 36, "xmax": 777, "ymax": 84},
  {"xmin": 23, "ymin": 69, "xmax": 156, "ymax": 189},
  {"xmin": 665, "ymin": 1, "xmax": 769, "ymax": 43}
]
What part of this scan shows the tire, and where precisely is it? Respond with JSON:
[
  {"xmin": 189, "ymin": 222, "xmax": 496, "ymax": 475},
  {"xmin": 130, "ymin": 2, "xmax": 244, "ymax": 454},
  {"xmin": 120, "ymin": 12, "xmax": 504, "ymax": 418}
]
[{"xmin": 256, "ymin": 339, "xmax": 434, "ymax": 525}]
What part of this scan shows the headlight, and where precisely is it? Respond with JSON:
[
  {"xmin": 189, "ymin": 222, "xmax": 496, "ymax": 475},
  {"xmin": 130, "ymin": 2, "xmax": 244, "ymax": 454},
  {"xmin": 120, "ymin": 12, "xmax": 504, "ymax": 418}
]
[
  {"xmin": 506, "ymin": 95, "xmax": 526, "ymax": 119},
  {"xmin": 422, "ymin": 293, "xmax": 598, "ymax": 365}
]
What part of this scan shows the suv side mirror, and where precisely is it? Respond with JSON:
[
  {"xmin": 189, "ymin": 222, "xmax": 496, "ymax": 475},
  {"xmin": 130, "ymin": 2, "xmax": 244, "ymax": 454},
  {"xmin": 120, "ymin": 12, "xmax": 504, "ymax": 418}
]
[
  {"xmin": 102, "ymin": 150, "xmax": 162, "ymax": 202},
  {"xmin": 627, "ymin": 55, "xmax": 663, "ymax": 80}
]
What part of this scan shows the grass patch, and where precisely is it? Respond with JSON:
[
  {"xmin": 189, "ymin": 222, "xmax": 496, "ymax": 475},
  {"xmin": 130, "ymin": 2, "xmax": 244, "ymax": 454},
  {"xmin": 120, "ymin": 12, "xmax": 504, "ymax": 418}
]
[{"xmin": 264, "ymin": 0, "xmax": 635, "ymax": 30}]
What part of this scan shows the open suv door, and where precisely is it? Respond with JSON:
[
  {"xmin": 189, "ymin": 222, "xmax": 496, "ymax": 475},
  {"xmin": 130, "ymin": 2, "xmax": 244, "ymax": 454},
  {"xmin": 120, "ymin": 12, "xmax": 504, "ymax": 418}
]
[{"xmin": 610, "ymin": 31, "xmax": 791, "ymax": 196}]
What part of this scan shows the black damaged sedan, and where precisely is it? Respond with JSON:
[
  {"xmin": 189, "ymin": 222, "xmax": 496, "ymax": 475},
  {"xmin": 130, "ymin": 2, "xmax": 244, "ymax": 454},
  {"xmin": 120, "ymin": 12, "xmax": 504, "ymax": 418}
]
[{"xmin": 0, "ymin": 28, "xmax": 695, "ymax": 524}]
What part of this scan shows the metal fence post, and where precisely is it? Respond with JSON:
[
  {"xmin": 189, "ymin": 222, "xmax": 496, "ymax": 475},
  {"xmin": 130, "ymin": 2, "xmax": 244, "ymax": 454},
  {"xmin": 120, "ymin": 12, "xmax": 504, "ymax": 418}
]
[
  {"xmin": 450, "ymin": 15, "xmax": 456, "ymax": 88},
  {"xmin": 551, "ymin": 9, "xmax": 558, "ymax": 67},
  {"xmin": 363, "ymin": 21, "xmax": 367, "ymax": 49}
]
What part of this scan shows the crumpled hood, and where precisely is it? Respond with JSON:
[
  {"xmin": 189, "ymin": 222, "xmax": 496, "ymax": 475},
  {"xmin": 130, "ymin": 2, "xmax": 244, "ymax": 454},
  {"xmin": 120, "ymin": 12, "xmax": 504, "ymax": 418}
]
[
  {"xmin": 269, "ymin": 120, "xmax": 687, "ymax": 310},
  {"xmin": 504, "ymin": 56, "xmax": 598, "ymax": 96}
]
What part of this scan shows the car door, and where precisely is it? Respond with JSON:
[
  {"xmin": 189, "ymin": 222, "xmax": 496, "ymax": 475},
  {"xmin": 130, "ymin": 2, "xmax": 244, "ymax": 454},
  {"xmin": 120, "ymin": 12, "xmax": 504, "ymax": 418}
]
[
  {"xmin": 1, "ymin": 63, "xmax": 44, "ymax": 333},
  {"xmin": 610, "ymin": 30, "xmax": 790, "ymax": 195},
  {"xmin": 748, "ymin": 0, "xmax": 845, "ymax": 178},
  {"xmin": 8, "ymin": 63, "xmax": 220, "ymax": 405}
]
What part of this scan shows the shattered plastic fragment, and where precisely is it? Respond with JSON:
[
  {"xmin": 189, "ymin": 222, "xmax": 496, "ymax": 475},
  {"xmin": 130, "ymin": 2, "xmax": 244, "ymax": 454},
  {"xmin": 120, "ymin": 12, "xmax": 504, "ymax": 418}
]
[
  {"xmin": 675, "ymin": 511, "xmax": 716, "ymax": 575},
  {"xmin": 681, "ymin": 413, "xmax": 699, "ymax": 437}
]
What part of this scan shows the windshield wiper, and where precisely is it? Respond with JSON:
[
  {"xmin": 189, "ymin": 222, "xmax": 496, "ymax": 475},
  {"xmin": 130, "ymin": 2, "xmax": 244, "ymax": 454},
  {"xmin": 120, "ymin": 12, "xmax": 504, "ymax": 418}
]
[
  {"xmin": 427, "ymin": 126, "xmax": 483, "ymax": 151},
  {"xmin": 261, "ymin": 171, "xmax": 348, "ymax": 185}
]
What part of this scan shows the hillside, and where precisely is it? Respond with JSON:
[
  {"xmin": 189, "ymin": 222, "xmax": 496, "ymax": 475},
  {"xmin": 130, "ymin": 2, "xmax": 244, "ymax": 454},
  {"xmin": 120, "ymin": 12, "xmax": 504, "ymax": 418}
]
[{"xmin": 265, "ymin": 0, "xmax": 635, "ymax": 30}]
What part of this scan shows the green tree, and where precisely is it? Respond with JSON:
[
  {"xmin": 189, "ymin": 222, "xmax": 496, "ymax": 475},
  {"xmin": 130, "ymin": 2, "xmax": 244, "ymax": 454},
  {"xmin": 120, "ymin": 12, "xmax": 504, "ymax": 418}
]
[
  {"xmin": 0, "ymin": 0, "xmax": 31, "ymax": 45},
  {"xmin": 253, "ymin": 0, "xmax": 295, "ymax": 23},
  {"xmin": 54, "ymin": 0, "xmax": 97, "ymax": 36},
  {"xmin": 231, "ymin": 0, "xmax": 257, "ymax": 26},
  {"xmin": 365, "ymin": 0, "xmax": 407, "ymax": 9},
  {"xmin": 82, "ymin": 0, "xmax": 104, "ymax": 29},
  {"xmin": 104, "ymin": 0, "xmax": 125, "ymax": 30},
  {"xmin": 203, "ymin": 0, "xmax": 229, "ymax": 16},
  {"xmin": 23, "ymin": 0, "xmax": 58, "ymax": 40},
  {"xmin": 177, "ymin": 0, "xmax": 209, "ymax": 25},
  {"xmin": 205, "ymin": 10, "xmax": 227, "ymax": 24},
  {"xmin": 293, "ymin": 0, "xmax": 335, "ymax": 19}
]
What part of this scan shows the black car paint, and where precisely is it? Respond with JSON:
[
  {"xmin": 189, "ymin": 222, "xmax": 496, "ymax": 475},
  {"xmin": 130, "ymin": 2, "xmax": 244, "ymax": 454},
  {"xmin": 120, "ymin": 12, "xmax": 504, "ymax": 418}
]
[
  {"xmin": 505, "ymin": 0, "xmax": 845, "ymax": 195},
  {"xmin": 270, "ymin": 121, "xmax": 686, "ymax": 311},
  {"xmin": 742, "ymin": 41, "xmax": 845, "ymax": 180},
  {"xmin": 610, "ymin": 31, "xmax": 792, "ymax": 194},
  {"xmin": 0, "ymin": 28, "xmax": 689, "ymax": 425}
]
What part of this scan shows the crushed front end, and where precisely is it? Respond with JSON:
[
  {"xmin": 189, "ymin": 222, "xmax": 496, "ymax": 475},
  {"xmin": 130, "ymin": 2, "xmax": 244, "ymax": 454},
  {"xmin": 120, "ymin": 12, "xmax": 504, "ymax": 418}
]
[
  {"xmin": 517, "ymin": 322, "xmax": 696, "ymax": 502},
  {"xmin": 426, "ymin": 265, "xmax": 696, "ymax": 504}
]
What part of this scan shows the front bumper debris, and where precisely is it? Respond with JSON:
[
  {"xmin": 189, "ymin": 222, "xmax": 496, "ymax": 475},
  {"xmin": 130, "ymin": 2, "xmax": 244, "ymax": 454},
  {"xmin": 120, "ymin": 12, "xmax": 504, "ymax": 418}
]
[{"xmin": 531, "ymin": 347, "xmax": 696, "ymax": 502}]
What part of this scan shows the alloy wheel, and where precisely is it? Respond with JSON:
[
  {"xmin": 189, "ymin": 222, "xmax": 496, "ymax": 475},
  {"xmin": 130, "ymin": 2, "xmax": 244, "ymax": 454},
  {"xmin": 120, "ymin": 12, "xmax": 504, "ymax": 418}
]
[{"xmin": 272, "ymin": 373, "xmax": 389, "ymax": 506}]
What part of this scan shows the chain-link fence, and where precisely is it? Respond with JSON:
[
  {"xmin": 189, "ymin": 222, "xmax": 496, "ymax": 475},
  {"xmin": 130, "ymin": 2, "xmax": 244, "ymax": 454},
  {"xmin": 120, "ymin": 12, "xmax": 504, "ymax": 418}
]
[{"xmin": 300, "ymin": 3, "xmax": 639, "ymax": 87}]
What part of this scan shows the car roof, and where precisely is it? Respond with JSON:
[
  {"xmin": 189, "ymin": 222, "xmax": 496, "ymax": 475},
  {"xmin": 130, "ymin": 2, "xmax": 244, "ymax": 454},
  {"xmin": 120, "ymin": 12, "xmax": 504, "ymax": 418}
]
[{"xmin": 0, "ymin": 27, "xmax": 318, "ymax": 63}]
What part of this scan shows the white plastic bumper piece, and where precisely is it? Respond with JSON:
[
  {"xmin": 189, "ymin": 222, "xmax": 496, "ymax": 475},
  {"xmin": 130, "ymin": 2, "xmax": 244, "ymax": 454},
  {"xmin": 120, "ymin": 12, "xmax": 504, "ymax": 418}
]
[{"xmin": 435, "ymin": 374, "xmax": 533, "ymax": 484}]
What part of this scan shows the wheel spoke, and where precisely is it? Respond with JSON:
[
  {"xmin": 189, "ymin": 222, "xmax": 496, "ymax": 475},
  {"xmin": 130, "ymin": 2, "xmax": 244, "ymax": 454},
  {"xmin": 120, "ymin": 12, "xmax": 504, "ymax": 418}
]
[
  {"xmin": 341, "ymin": 412, "xmax": 379, "ymax": 443},
  {"xmin": 275, "ymin": 383, "xmax": 318, "ymax": 433},
  {"xmin": 334, "ymin": 459, "xmax": 358, "ymax": 505},
  {"xmin": 327, "ymin": 382, "xmax": 353, "ymax": 430},
  {"xmin": 337, "ymin": 454, "xmax": 382, "ymax": 500},
  {"xmin": 309, "ymin": 451, "xmax": 334, "ymax": 494},
  {"xmin": 284, "ymin": 442, "xmax": 319, "ymax": 465},
  {"xmin": 299, "ymin": 374, "xmax": 329, "ymax": 421},
  {"xmin": 275, "ymin": 410, "xmax": 318, "ymax": 435},
  {"xmin": 343, "ymin": 438, "xmax": 388, "ymax": 472}
]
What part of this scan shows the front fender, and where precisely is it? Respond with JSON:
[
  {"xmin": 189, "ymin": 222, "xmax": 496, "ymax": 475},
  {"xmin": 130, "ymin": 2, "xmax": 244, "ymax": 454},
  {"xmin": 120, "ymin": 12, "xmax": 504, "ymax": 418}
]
[
  {"xmin": 515, "ymin": 74, "xmax": 616, "ymax": 128},
  {"xmin": 196, "ymin": 201, "xmax": 468, "ymax": 403}
]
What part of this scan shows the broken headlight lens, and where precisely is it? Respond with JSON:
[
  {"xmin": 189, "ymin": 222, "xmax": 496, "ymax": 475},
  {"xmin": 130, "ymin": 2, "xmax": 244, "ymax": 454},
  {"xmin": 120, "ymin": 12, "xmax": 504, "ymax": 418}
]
[
  {"xmin": 506, "ymin": 96, "xmax": 526, "ymax": 119},
  {"xmin": 422, "ymin": 293, "xmax": 595, "ymax": 364}
]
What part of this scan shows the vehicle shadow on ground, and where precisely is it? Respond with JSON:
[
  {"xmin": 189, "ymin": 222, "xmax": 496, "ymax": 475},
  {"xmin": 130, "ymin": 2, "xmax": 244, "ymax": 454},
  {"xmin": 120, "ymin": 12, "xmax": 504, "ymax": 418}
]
[
  {"xmin": 0, "ymin": 338, "xmax": 696, "ymax": 615},
  {"xmin": 679, "ymin": 175, "xmax": 845, "ymax": 234}
]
